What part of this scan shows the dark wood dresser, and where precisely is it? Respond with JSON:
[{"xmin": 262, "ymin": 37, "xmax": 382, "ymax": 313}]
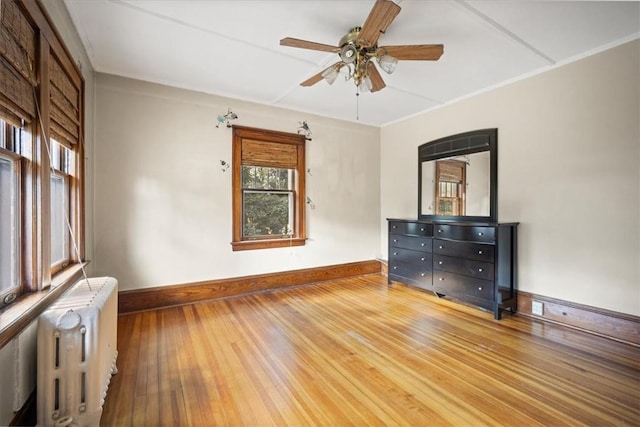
[{"xmin": 388, "ymin": 218, "xmax": 518, "ymax": 319}]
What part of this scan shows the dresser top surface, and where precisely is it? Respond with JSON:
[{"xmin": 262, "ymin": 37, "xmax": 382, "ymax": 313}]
[{"xmin": 387, "ymin": 218, "xmax": 519, "ymax": 227}]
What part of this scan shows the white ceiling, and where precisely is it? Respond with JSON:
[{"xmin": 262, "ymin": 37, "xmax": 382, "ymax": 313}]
[{"xmin": 64, "ymin": 0, "xmax": 640, "ymax": 127}]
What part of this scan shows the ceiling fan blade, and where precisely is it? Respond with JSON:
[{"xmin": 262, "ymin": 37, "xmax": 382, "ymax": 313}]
[
  {"xmin": 300, "ymin": 62, "xmax": 342, "ymax": 87},
  {"xmin": 280, "ymin": 37, "xmax": 340, "ymax": 53},
  {"xmin": 367, "ymin": 62, "xmax": 386, "ymax": 92},
  {"xmin": 378, "ymin": 44, "xmax": 444, "ymax": 60},
  {"xmin": 359, "ymin": 0, "xmax": 401, "ymax": 47},
  {"xmin": 300, "ymin": 71, "xmax": 325, "ymax": 87}
]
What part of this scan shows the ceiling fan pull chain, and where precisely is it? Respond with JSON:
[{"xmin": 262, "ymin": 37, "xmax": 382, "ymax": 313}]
[{"xmin": 356, "ymin": 88, "xmax": 360, "ymax": 121}]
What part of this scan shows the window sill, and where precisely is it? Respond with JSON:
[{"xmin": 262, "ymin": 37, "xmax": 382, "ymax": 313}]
[
  {"xmin": 0, "ymin": 262, "xmax": 89, "ymax": 350},
  {"xmin": 232, "ymin": 238, "xmax": 306, "ymax": 251}
]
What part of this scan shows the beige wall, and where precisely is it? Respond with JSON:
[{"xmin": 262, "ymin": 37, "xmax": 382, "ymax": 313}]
[
  {"xmin": 381, "ymin": 40, "xmax": 640, "ymax": 316},
  {"xmin": 93, "ymin": 74, "xmax": 381, "ymax": 291}
]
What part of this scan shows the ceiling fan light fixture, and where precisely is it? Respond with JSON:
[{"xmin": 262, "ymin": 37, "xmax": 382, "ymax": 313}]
[
  {"xmin": 339, "ymin": 44, "xmax": 358, "ymax": 64},
  {"xmin": 358, "ymin": 75, "xmax": 372, "ymax": 93},
  {"xmin": 378, "ymin": 54, "xmax": 398, "ymax": 74},
  {"xmin": 281, "ymin": 1, "xmax": 444, "ymax": 100},
  {"xmin": 321, "ymin": 65, "xmax": 340, "ymax": 85}
]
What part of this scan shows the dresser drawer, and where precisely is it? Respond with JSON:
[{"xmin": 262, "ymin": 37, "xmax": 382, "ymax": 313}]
[
  {"xmin": 433, "ymin": 254, "xmax": 494, "ymax": 281},
  {"xmin": 434, "ymin": 224, "xmax": 495, "ymax": 243},
  {"xmin": 389, "ymin": 260, "xmax": 432, "ymax": 287},
  {"xmin": 390, "ymin": 235, "xmax": 432, "ymax": 252},
  {"xmin": 433, "ymin": 239, "xmax": 494, "ymax": 262},
  {"xmin": 433, "ymin": 271, "xmax": 494, "ymax": 301},
  {"xmin": 389, "ymin": 221, "xmax": 433, "ymax": 237},
  {"xmin": 390, "ymin": 247, "xmax": 432, "ymax": 266}
]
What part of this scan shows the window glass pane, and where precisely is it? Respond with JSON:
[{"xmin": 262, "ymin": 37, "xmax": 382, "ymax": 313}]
[
  {"xmin": 15, "ymin": 126, "xmax": 31, "ymax": 159},
  {"xmin": 0, "ymin": 122, "xmax": 32, "ymax": 159},
  {"xmin": 0, "ymin": 120, "xmax": 5, "ymax": 149},
  {"xmin": 50, "ymin": 172, "xmax": 70, "ymax": 265},
  {"xmin": 49, "ymin": 139, "xmax": 75, "ymax": 175},
  {"xmin": 63, "ymin": 144, "xmax": 75, "ymax": 176},
  {"xmin": 242, "ymin": 166, "xmax": 290, "ymax": 190},
  {"xmin": 0, "ymin": 156, "xmax": 18, "ymax": 293},
  {"xmin": 50, "ymin": 139, "xmax": 61, "ymax": 170},
  {"xmin": 243, "ymin": 191, "xmax": 292, "ymax": 237}
]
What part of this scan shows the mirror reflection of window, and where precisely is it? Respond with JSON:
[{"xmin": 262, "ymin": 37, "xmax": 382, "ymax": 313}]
[
  {"xmin": 420, "ymin": 151, "xmax": 491, "ymax": 217},
  {"xmin": 435, "ymin": 160, "xmax": 466, "ymax": 216}
]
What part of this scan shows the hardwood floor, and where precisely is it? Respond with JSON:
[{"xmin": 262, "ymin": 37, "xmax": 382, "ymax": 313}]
[{"xmin": 102, "ymin": 274, "xmax": 640, "ymax": 426}]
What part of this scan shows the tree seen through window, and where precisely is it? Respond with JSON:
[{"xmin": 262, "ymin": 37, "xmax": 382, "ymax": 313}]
[{"xmin": 241, "ymin": 166, "xmax": 293, "ymax": 238}]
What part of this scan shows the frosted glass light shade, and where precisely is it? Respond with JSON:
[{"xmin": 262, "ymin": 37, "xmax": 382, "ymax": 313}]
[
  {"xmin": 378, "ymin": 54, "xmax": 398, "ymax": 74},
  {"xmin": 321, "ymin": 66, "xmax": 339, "ymax": 85},
  {"xmin": 359, "ymin": 76, "xmax": 372, "ymax": 93},
  {"xmin": 340, "ymin": 45, "xmax": 358, "ymax": 64}
]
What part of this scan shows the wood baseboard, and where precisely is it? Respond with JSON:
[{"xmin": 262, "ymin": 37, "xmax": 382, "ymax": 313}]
[
  {"xmin": 517, "ymin": 290, "xmax": 640, "ymax": 346},
  {"xmin": 118, "ymin": 263, "xmax": 638, "ymax": 346},
  {"xmin": 379, "ymin": 259, "xmax": 388, "ymax": 276},
  {"xmin": 118, "ymin": 260, "xmax": 381, "ymax": 314}
]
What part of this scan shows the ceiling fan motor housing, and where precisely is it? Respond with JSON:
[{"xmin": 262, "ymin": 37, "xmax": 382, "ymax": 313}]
[
  {"xmin": 338, "ymin": 26, "xmax": 378, "ymax": 64},
  {"xmin": 338, "ymin": 27, "xmax": 362, "ymax": 63},
  {"xmin": 339, "ymin": 27, "xmax": 362, "ymax": 47}
]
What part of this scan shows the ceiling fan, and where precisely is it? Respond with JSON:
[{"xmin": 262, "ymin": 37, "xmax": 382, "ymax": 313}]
[{"xmin": 280, "ymin": 0, "xmax": 444, "ymax": 94}]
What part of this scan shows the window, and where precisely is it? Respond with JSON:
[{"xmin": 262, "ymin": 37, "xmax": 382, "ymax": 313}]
[
  {"xmin": 50, "ymin": 140, "xmax": 74, "ymax": 272},
  {"xmin": 0, "ymin": 0, "xmax": 84, "ymax": 312},
  {"xmin": 242, "ymin": 166, "xmax": 293, "ymax": 238},
  {"xmin": 232, "ymin": 126, "xmax": 306, "ymax": 251},
  {"xmin": 0, "ymin": 119, "xmax": 30, "ymax": 306},
  {"xmin": 435, "ymin": 159, "xmax": 466, "ymax": 216}
]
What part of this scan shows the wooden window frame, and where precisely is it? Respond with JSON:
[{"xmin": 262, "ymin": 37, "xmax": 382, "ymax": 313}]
[
  {"xmin": 0, "ymin": 0, "xmax": 85, "ymax": 347},
  {"xmin": 231, "ymin": 126, "xmax": 306, "ymax": 251}
]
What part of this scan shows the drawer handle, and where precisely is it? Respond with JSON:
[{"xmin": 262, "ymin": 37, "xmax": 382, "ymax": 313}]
[
  {"xmin": 478, "ymin": 232, "xmax": 484, "ymax": 236},
  {"xmin": 393, "ymin": 266, "xmax": 397, "ymax": 270},
  {"xmin": 420, "ymin": 273, "xmax": 425, "ymax": 277},
  {"xmin": 421, "ymin": 243, "xmax": 426, "ymax": 247},
  {"xmin": 438, "ymin": 229, "xmax": 443, "ymax": 233},
  {"xmin": 392, "ymin": 225, "xmax": 397, "ymax": 229},
  {"xmin": 393, "ymin": 239, "xmax": 398, "ymax": 243},
  {"xmin": 421, "ymin": 257, "xmax": 426, "ymax": 261},
  {"xmin": 478, "ymin": 268, "xmax": 483, "ymax": 272},
  {"xmin": 478, "ymin": 250, "xmax": 483, "ymax": 255},
  {"xmin": 439, "ymin": 245, "xmax": 444, "ymax": 249},
  {"xmin": 393, "ymin": 252, "xmax": 398, "ymax": 256},
  {"xmin": 439, "ymin": 277, "xmax": 445, "ymax": 281},
  {"xmin": 438, "ymin": 261, "xmax": 443, "ymax": 265},
  {"xmin": 478, "ymin": 286, "xmax": 483, "ymax": 291},
  {"xmin": 420, "ymin": 227, "xmax": 425, "ymax": 232}
]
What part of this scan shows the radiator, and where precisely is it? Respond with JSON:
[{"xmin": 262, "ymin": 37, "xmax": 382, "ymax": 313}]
[{"xmin": 37, "ymin": 277, "xmax": 118, "ymax": 427}]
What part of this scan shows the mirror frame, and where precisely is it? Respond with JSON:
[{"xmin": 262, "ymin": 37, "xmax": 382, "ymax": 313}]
[{"xmin": 418, "ymin": 128, "xmax": 498, "ymax": 223}]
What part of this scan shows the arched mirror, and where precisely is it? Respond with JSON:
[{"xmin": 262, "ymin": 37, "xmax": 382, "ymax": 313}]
[{"xmin": 418, "ymin": 129, "xmax": 497, "ymax": 223}]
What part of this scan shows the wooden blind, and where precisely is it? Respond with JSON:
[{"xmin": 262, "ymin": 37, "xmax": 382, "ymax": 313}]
[
  {"xmin": 49, "ymin": 54, "xmax": 80, "ymax": 148},
  {"xmin": 438, "ymin": 161, "xmax": 465, "ymax": 182},
  {"xmin": 0, "ymin": 0, "xmax": 36, "ymax": 126},
  {"xmin": 241, "ymin": 138, "xmax": 298, "ymax": 169}
]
